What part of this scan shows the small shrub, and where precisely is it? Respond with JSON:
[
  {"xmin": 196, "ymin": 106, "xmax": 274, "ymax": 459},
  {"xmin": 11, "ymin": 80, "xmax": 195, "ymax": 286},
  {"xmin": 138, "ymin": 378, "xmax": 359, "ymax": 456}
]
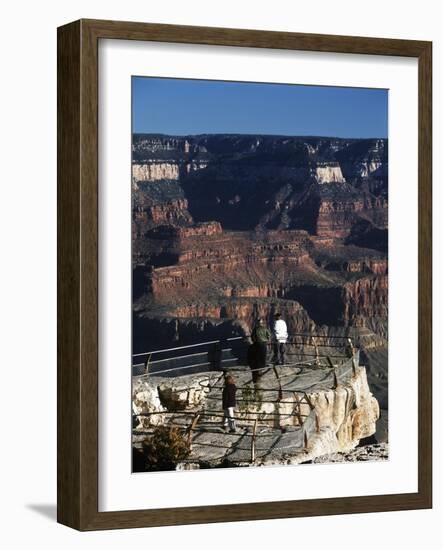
[
  {"xmin": 142, "ymin": 425, "xmax": 191, "ymax": 471},
  {"xmin": 239, "ymin": 385, "xmax": 253, "ymax": 411},
  {"xmin": 240, "ymin": 385, "xmax": 263, "ymax": 412},
  {"xmin": 254, "ymin": 388, "xmax": 263, "ymax": 408}
]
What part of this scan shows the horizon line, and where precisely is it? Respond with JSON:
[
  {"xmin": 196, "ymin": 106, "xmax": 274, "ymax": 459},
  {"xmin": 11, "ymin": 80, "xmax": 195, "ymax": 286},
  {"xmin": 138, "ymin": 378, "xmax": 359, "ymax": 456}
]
[{"xmin": 132, "ymin": 132, "xmax": 388, "ymax": 140}]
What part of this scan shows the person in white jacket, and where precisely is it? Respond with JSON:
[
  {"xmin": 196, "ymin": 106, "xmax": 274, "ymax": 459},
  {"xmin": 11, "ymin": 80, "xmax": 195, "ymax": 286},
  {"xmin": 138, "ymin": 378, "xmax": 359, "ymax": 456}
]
[{"xmin": 272, "ymin": 313, "xmax": 288, "ymax": 365}]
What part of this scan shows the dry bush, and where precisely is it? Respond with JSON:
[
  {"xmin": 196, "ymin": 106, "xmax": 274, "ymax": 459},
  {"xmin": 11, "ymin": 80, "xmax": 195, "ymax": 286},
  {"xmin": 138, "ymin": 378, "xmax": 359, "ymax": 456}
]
[{"xmin": 141, "ymin": 425, "xmax": 191, "ymax": 471}]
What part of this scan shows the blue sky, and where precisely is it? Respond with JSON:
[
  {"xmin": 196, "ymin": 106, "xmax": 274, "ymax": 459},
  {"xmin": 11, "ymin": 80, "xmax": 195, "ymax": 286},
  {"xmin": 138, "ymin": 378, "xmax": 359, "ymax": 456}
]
[{"xmin": 132, "ymin": 77, "xmax": 388, "ymax": 139}]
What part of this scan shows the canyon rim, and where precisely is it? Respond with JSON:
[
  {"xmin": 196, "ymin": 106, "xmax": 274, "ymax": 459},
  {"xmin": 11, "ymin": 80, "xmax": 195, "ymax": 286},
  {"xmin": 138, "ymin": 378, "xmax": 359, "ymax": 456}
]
[{"xmin": 131, "ymin": 78, "xmax": 388, "ymax": 472}]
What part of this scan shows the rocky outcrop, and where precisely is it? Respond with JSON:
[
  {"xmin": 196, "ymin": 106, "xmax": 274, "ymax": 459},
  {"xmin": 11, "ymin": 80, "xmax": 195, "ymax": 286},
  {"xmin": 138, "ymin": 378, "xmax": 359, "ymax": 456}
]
[
  {"xmin": 341, "ymin": 259, "xmax": 387, "ymax": 274},
  {"xmin": 167, "ymin": 298, "xmax": 315, "ymax": 336},
  {"xmin": 133, "ymin": 162, "xmax": 180, "ymax": 181},
  {"xmin": 133, "ymin": 198, "xmax": 193, "ymax": 232},
  {"xmin": 314, "ymin": 164, "xmax": 345, "ymax": 184},
  {"xmin": 308, "ymin": 367, "xmax": 379, "ymax": 448},
  {"xmin": 132, "ymin": 364, "xmax": 381, "ymax": 467},
  {"xmin": 287, "ymin": 275, "xmax": 387, "ymax": 326},
  {"xmin": 132, "ymin": 161, "xmax": 209, "ymax": 181},
  {"xmin": 132, "ymin": 378, "xmax": 166, "ymax": 429},
  {"xmin": 336, "ymin": 138, "xmax": 388, "ymax": 189},
  {"xmin": 144, "ymin": 222, "xmax": 222, "ymax": 239},
  {"xmin": 132, "ymin": 134, "xmax": 388, "ymax": 236},
  {"xmin": 342, "ymin": 275, "xmax": 388, "ymax": 324},
  {"xmin": 145, "ymin": 229, "xmax": 314, "ymax": 300},
  {"xmin": 316, "ymin": 193, "xmax": 388, "ymax": 238},
  {"xmin": 157, "ymin": 374, "xmax": 213, "ymax": 411}
]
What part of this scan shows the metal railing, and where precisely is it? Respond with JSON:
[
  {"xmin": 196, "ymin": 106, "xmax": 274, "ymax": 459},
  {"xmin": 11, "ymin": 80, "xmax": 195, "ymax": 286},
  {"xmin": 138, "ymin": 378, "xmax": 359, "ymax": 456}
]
[
  {"xmin": 134, "ymin": 395, "xmax": 319, "ymax": 464},
  {"xmin": 132, "ymin": 333, "xmax": 357, "ymax": 377}
]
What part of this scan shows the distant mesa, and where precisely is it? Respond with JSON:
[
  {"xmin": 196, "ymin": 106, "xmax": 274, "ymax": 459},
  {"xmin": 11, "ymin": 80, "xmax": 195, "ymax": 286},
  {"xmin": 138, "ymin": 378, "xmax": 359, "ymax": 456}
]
[{"xmin": 132, "ymin": 133, "xmax": 387, "ymax": 235}]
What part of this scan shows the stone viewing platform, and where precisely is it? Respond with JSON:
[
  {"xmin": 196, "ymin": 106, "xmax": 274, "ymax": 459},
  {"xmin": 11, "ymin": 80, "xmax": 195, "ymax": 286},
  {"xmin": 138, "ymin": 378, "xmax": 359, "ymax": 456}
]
[{"xmin": 132, "ymin": 340, "xmax": 380, "ymax": 468}]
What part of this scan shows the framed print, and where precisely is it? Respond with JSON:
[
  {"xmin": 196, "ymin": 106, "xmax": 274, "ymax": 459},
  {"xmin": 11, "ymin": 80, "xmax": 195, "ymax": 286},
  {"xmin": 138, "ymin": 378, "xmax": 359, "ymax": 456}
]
[{"xmin": 57, "ymin": 19, "xmax": 432, "ymax": 530}]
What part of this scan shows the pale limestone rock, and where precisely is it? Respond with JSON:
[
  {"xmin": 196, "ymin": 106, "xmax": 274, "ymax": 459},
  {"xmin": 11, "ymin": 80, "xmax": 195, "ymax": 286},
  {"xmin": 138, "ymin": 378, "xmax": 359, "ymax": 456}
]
[
  {"xmin": 132, "ymin": 162, "xmax": 180, "ymax": 181},
  {"xmin": 359, "ymin": 160, "xmax": 382, "ymax": 177},
  {"xmin": 242, "ymin": 366, "xmax": 380, "ymax": 463},
  {"xmin": 307, "ymin": 367, "xmax": 379, "ymax": 454},
  {"xmin": 157, "ymin": 374, "xmax": 215, "ymax": 411},
  {"xmin": 314, "ymin": 165, "xmax": 345, "ymax": 184},
  {"xmin": 132, "ymin": 379, "xmax": 166, "ymax": 429},
  {"xmin": 313, "ymin": 373, "xmax": 371, "ymax": 446}
]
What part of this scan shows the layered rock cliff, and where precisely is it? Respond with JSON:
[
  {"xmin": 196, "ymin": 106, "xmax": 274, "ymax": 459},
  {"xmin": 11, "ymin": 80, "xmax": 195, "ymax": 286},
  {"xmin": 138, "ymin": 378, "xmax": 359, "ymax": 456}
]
[{"xmin": 132, "ymin": 134, "xmax": 388, "ymax": 237}]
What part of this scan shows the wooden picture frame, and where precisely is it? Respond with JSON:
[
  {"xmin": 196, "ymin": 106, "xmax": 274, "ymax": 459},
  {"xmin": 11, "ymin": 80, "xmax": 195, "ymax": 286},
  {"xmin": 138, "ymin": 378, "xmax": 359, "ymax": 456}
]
[{"xmin": 57, "ymin": 19, "xmax": 432, "ymax": 530}]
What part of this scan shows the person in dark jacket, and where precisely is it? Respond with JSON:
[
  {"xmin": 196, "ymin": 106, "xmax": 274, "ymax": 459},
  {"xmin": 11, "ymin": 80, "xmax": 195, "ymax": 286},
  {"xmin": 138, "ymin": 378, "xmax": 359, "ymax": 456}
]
[
  {"xmin": 222, "ymin": 375, "xmax": 237, "ymax": 433},
  {"xmin": 251, "ymin": 318, "xmax": 271, "ymax": 373},
  {"xmin": 247, "ymin": 341, "xmax": 259, "ymax": 383}
]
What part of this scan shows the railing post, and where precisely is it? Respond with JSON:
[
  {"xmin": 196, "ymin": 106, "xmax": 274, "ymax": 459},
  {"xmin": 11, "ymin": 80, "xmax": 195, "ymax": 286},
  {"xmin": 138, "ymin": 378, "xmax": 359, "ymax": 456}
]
[
  {"xmin": 294, "ymin": 392, "xmax": 304, "ymax": 427},
  {"xmin": 352, "ymin": 348, "xmax": 359, "ymax": 376},
  {"xmin": 251, "ymin": 418, "xmax": 258, "ymax": 463},
  {"xmin": 345, "ymin": 337, "xmax": 357, "ymax": 375},
  {"xmin": 313, "ymin": 336, "xmax": 320, "ymax": 366},
  {"xmin": 273, "ymin": 366, "xmax": 283, "ymax": 401},
  {"xmin": 187, "ymin": 413, "xmax": 200, "ymax": 450},
  {"xmin": 144, "ymin": 353, "xmax": 151, "ymax": 375},
  {"xmin": 332, "ymin": 368, "xmax": 338, "ymax": 389},
  {"xmin": 303, "ymin": 391, "xmax": 314, "ymax": 411}
]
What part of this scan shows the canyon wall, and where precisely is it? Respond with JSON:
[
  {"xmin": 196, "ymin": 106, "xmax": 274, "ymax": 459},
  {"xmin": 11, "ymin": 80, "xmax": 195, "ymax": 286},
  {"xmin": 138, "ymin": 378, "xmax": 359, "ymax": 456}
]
[{"xmin": 132, "ymin": 134, "xmax": 388, "ymax": 236}]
